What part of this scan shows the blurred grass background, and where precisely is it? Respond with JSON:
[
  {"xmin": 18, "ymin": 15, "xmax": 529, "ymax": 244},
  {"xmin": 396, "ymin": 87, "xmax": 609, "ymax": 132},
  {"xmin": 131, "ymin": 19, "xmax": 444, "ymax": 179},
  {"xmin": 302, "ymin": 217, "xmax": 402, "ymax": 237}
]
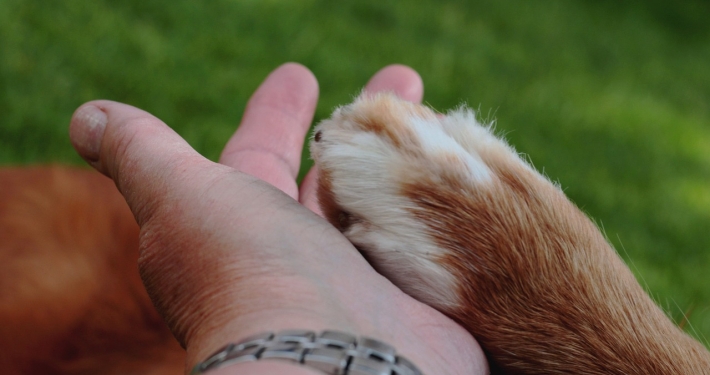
[{"xmin": 1, "ymin": 0, "xmax": 709, "ymax": 346}]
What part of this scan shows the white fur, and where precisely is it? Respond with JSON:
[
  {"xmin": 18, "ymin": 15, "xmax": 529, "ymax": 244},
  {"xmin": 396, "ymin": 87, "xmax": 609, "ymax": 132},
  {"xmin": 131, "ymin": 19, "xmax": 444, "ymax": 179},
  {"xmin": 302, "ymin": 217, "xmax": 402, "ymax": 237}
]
[
  {"xmin": 407, "ymin": 116, "xmax": 492, "ymax": 183},
  {"xmin": 311, "ymin": 95, "xmax": 516, "ymax": 310},
  {"xmin": 313, "ymin": 116, "xmax": 460, "ymax": 309}
]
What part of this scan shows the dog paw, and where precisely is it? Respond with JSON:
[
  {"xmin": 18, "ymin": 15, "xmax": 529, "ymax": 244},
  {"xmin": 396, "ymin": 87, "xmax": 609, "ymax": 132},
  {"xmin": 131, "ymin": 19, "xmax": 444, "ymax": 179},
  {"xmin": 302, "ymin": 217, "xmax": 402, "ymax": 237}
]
[
  {"xmin": 311, "ymin": 93, "xmax": 710, "ymax": 374},
  {"xmin": 311, "ymin": 92, "xmax": 710, "ymax": 374},
  {"xmin": 310, "ymin": 92, "xmax": 551, "ymax": 310}
]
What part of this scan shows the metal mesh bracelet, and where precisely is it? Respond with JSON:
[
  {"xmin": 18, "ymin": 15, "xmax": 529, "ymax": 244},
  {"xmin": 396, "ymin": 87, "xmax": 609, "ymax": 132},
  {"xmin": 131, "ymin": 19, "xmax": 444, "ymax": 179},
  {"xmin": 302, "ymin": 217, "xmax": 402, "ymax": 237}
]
[{"xmin": 190, "ymin": 330, "xmax": 424, "ymax": 375}]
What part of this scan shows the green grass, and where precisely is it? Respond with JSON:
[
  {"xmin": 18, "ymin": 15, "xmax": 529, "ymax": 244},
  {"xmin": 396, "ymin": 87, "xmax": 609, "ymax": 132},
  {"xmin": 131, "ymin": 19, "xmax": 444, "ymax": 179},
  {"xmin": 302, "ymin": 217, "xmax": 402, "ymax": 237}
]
[{"xmin": 2, "ymin": 0, "xmax": 709, "ymax": 346}]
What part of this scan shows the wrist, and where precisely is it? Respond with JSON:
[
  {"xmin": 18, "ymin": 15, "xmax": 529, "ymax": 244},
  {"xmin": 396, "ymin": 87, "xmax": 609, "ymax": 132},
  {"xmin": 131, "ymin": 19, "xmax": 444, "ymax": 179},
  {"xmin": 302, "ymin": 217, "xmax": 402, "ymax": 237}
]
[
  {"xmin": 206, "ymin": 362, "xmax": 322, "ymax": 375},
  {"xmin": 184, "ymin": 308, "xmax": 358, "ymax": 371},
  {"xmin": 185, "ymin": 317, "xmax": 342, "ymax": 371},
  {"xmin": 190, "ymin": 329, "xmax": 424, "ymax": 375}
]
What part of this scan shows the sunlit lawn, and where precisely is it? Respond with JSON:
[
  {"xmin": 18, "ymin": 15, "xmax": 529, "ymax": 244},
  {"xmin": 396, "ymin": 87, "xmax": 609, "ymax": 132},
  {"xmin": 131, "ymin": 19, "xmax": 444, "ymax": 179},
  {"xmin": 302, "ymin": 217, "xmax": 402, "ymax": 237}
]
[{"xmin": 2, "ymin": 0, "xmax": 709, "ymax": 345}]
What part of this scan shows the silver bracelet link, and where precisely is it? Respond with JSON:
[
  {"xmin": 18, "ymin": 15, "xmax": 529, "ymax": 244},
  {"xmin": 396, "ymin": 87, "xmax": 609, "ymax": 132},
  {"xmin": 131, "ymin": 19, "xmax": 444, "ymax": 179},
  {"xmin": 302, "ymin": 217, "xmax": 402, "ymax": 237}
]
[{"xmin": 191, "ymin": 330, "xmax": 424, "ymax": 375}]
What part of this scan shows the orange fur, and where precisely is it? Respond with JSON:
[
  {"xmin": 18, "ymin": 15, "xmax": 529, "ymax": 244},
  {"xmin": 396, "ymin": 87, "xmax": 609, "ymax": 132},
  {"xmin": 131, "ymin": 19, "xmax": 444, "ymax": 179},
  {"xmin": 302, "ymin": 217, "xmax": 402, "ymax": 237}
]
[
  {"xmin": 0, "ymin": 166, "xmax": 184, "ymax": 375},
  {"xmin": 312, "ymin": 93, "xmax": 710, "ymax": 374},
  {"xmin": 407, "ymin": 158, "xmax": 710, "ymax": 374}
]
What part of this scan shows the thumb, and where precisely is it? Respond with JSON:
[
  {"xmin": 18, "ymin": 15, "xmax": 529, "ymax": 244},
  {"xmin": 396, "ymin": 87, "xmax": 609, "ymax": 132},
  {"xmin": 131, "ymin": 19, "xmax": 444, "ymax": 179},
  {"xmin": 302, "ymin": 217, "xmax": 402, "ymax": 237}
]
[
  {"xmin": 70, "ymin": 101, "xmax": 239, "ymax": 354},
  {"xmin": 69, "ymin": 101, "xmax": 216, "ymax": 226},
  {"xmin": 68, "ymin": 101, "xmax": 347, "ymax": 373}
]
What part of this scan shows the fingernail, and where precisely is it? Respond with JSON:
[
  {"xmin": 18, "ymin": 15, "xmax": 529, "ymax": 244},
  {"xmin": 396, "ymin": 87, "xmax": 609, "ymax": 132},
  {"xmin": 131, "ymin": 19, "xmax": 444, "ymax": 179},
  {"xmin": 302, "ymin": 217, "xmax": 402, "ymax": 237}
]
[{"xmin": 70, "ymin": 104, "xmax": 107, "ymax": 162}]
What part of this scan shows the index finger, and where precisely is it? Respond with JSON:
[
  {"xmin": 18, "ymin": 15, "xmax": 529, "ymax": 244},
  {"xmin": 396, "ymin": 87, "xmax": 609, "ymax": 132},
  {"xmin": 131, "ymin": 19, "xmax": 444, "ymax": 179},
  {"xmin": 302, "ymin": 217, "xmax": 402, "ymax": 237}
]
[{"xmin": 219, "ymin": 63, "xmax": 319, "ymax": 199}]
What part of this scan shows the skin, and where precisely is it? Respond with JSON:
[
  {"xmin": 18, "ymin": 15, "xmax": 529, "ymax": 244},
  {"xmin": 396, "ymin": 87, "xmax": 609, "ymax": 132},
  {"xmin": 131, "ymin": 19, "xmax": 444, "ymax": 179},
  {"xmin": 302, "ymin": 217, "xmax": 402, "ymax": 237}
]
[{"xmin": 69, "ymin": 63, "xmax": 487, "ymax": 375}]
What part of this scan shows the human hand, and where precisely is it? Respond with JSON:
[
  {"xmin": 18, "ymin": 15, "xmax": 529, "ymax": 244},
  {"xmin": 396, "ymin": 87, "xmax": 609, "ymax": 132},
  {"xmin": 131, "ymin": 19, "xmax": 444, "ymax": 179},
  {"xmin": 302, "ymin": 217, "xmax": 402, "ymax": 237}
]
[{"xmin": 69, "ymin": 63, "xmax": 487, "ymax": 375}]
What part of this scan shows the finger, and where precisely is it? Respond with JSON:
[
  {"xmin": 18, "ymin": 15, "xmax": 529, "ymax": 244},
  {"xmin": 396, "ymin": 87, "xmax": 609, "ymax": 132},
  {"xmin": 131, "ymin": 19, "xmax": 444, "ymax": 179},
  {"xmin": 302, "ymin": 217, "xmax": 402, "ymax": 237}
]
[
  {"xmin": 69, "ymin": 100, "xmax": 216, "ymax": 226},
  {"xmin": 299, "ymin": 65, "xmax": 424, "ymax": 213},
  {"xmin": 219, "ymin": 63, "xmax": 319, "ymax": 199},
  {"xmin": 363, "ymin": 64, "xmax": 424, "ymax": 102},
  {"xmin": 299, "ymin": 167, "xmax": 322, "ymax": 215}
]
